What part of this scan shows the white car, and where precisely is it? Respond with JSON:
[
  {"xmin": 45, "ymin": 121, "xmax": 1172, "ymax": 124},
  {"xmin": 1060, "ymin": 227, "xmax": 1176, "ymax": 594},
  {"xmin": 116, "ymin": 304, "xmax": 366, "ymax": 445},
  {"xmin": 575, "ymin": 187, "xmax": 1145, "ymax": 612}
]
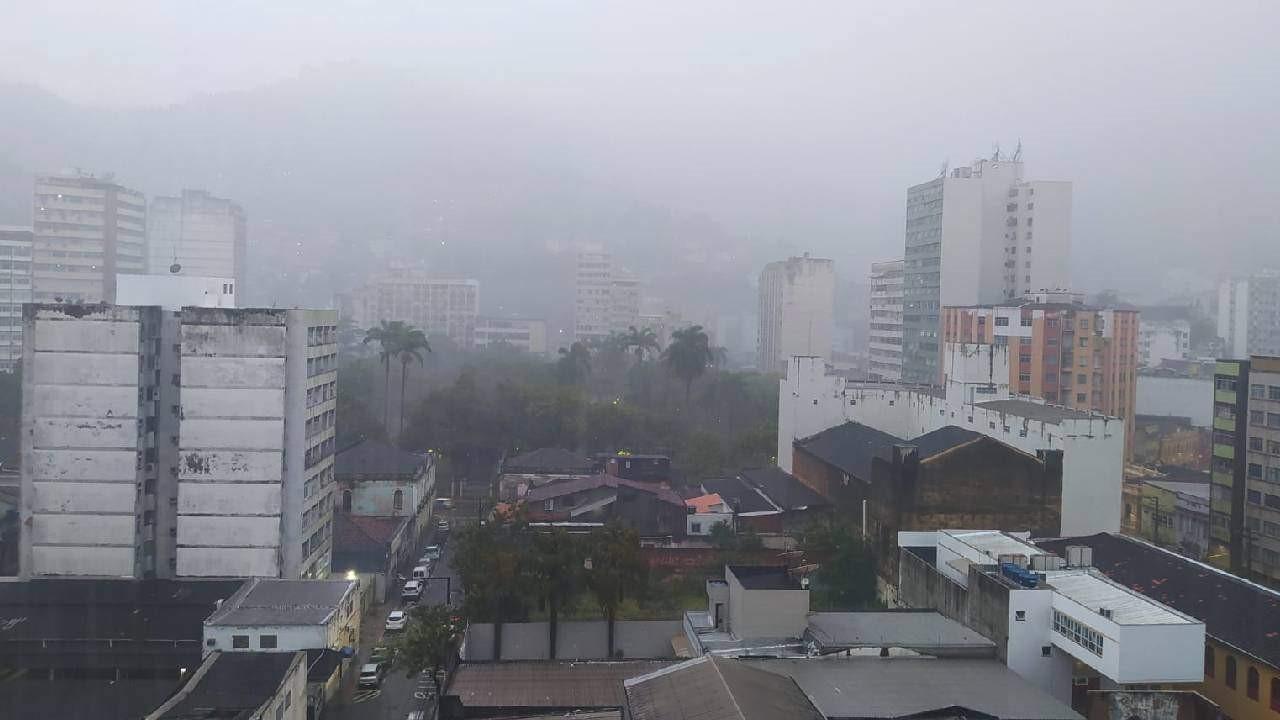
[
  {"xmin": 402, "ymin": 580, "xmax": 423, "ymax": 602},
  {"xmin": 385, "ymin": 610, "xmax": 408, "ymax": 632}
]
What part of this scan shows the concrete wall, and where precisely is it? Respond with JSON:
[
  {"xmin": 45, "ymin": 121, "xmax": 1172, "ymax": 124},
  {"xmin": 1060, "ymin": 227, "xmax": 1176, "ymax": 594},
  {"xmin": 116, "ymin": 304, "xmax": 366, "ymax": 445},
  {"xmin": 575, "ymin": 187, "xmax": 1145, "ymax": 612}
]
[
  {"xmin": 726, "ymin": 569, "xmax": 809, "ymax": 639},
  {"xmin": 779, "ymin": 356, "xmax": 1123, "ymax": 535},
  {"xmin": 460, "ymin": 620, "xmax": 682, "ymax": 661},
  {"xmin": 205, "ymin": 624, "xmax": 328, "ymax": 655},
  {"xmin": 20, "ymin": 305, "xmax": 145, "ymax": 578}
]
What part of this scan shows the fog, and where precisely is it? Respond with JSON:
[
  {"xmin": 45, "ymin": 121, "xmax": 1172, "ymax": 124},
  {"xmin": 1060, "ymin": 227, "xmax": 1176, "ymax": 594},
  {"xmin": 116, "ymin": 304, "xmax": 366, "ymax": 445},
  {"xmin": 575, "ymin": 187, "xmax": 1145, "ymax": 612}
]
[{"xmin": 2, "ymin": 1, "xmax": 1278, "ymax": 315}]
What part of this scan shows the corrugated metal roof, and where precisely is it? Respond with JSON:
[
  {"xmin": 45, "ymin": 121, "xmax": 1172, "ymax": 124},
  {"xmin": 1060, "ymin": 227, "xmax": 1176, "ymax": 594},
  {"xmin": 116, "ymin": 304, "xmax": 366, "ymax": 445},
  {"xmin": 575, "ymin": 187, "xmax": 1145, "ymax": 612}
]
[
  {"xmin": 446, "ymin": 660, "xmax": 671, "ymax": 712},
  {"xmin": 625, "ymin": 656, "xmax": 823, "ymax": 720},
  {"xmin": 947, "ymin": 529, "xmax": 1042, "ymax": 561},
  {"xmin": 1047, "ymin": 570, "xmax": 1196, "ymax": 626},
  {"xmin": 806, "ymin": 611, "xmax": 995, "ymax": 653},
  {"xmin": 205, "ymin": 578, "xmax": 353, "ymax": 627}
]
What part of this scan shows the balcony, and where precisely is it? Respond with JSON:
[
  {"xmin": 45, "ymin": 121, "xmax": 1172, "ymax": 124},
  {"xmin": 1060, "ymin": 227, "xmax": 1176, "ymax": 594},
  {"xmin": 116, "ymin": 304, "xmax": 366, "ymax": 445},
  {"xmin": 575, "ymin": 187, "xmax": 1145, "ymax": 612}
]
[
  {"xmin": 1214, "ymin": 416, "xmax": 1236, "ymax": 432},
  {"xmin": 1215, "ymin": 389, "xmax": 1238, "ymax": 404},
  {"xmin": 1213, "ymin": 444, "xmax": 1235, "ymax": 460}
]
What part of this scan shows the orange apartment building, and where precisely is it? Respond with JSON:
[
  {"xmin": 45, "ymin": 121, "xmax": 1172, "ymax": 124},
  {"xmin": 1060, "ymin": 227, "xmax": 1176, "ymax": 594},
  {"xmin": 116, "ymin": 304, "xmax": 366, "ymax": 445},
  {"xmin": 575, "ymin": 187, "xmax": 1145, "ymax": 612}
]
[{"xmin": 942, "ymin": 291, "xmax": 1139, "ymax": 459}]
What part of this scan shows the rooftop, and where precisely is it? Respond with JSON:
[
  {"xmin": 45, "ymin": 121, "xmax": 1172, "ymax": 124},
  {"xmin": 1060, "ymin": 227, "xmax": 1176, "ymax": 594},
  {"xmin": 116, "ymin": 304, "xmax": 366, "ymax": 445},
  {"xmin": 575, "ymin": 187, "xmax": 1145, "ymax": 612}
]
[
  {"xmin": 753, "ymin": 657, "xmax": 1082, "ymax": 720},
  {"xmin": 910, "ymin": 426, "xmax": 985, "ymax": 458},
  {"xmin": 523, "ymin": 473, "xmax": 684, "ymax": 507},
  {"xmin": 795, "ymin": 422, "xmax": 903, "ymax": 480},
  {"xmin": 738, "ymin": 466, "xmax": 829, "ymax": 511},
  {"xmin": 335, "ymin": 439, "xmax": 430, "ymax": 477},
  {"xmin": 205, "ymin": 577, "xmax": 354, "ymax": 627},
  {"xmin": 152, "ymin": 651, "xmax": 301, "ymax": 719},
  {"xmin": 805, "ymin": 611, "xmax": 996, "ymax": 655},
  {"xmin": 1144, "ymin": 480, "xmax": 1210, "ymax": 501},
  {"xmin": 686, "ymin": 493, "xmax": 727, "ymax": 514},
  {"xmin": 625, "ymin": 655, "xmax": 824, "ymax": 720},
  {"xmin": 699, "ymin": 476, "xmax": 779, "ymax": 514},
  {"xmin": 445, "ymin": 660, "xmax": 673, "ymax": 713},
  {"xmin": 1046, "ymin": 569, "xmax": 1196, "ymax": 626},
  {"xmin": 3, "ymin": 678, "xmax": 178, "ymax": 720},
  {"xmin": 729, "ymin": 565, "xmax": 804, "ymax": 591},
  {"xmin": 504, "ymin": 447, "xmax": 596, "ymax": 474},
  {"xmin": 1037, "ymin": 533, "xmax": 1280, "ymax": 668},
  {"xmin": 944, "ymin": 529, "xmax": 1043, "ymax": 563},
  {"xmin": 975, "ymin": 398, "xmax": 1100, "ymax": 423}
]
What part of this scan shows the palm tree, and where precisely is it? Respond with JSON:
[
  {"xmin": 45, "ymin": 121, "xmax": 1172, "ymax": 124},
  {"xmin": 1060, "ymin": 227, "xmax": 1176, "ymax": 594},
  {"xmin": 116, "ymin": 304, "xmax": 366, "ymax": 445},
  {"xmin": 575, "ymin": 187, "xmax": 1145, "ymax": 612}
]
[
  {"xmin": 584, "ymin": 522, "xmax": 646, "ymax": 658},
  {"xmin": 396, "ymin": 328, "xmax": 431, "ymax": 440},
  {"xmin": 556, "ymin": 341, "xmax": 592, "ymax": 385},
  {"xmin": 531, "ymin": 529, "xmax": 584, "ymax": 659},
  {"xmin": 623, "ymin": 326, "xmax": 660, "ymax": 363},
  {"xmin": 363, "ymin": 320, "xmax": 408, "ymax": 431},
  {"xmin": 663, "ymin": 325, "xmax": 715, "ymax": 403}
]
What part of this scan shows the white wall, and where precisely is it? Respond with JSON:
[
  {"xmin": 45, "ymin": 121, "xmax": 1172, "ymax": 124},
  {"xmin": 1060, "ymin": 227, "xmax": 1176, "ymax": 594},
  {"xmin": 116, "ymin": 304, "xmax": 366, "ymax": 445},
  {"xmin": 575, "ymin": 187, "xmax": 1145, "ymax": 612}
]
[
  {"xmin": 1005, "ymin": 588, "xmax": 1073, "ymax": 705},
  {"xmin": 687, "ymin": 511, "xmax": 734, "ymax": 536},
  {"xmin": 205, "ymin": 625, "xmax": 327, "ymax": 655},
  {"xmin": 1023, "ymin": 180, "xmax": 1073, "ymax": 295},
  {"xmin": 726, "ymin": 570, "xmax": 809, "ymax": 639},
  {"xmin": 115, "ymin": 273, "xmax": 236, "ymax": 310}
]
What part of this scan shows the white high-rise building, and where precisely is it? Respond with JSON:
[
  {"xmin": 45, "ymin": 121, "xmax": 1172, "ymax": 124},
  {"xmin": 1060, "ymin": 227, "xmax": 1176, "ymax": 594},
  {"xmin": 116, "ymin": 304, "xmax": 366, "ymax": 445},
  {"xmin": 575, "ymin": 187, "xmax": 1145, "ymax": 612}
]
[
  {"xmin": 0, "ymin": 226, "xmax": 32, "ymax": 371},
  {"xmin": 573, "ymin": 249, "xmax": 640, "ymax": 345},
  {"xmin": 902, "ymin": 155, "xmax": 1071, "ymax": 384},
  {"xmin": 19, "ymin": 304, "xmax": 337, "ymax": 580},
  {"xmin": 342, "ymin": 263, "xmax": 480, "ymax": 348},
  {"xmin": 147, "ymin": 190, "xmax": 247, "ymax": 293},
  {"xmin": 474, "ymin": 316, "xmax": 548, "ymax": 354},
  {"xmin": 1138, "ymin": 319, "xmax": 1191, "ymax": 367},
  {"xmin": 1218, "ymin": 273, "xmax": 1280, "ymax": 358},
  {"xmin": 757, "ymin": 254, "xmax": 835, "ymax": 374},
  {"xmin": 868, "ymin": 259, "xmax": 904, "ymax": 381},
  {"xmin": 32, "ymin": 173, "xmax": 147, "ymax": 304}
]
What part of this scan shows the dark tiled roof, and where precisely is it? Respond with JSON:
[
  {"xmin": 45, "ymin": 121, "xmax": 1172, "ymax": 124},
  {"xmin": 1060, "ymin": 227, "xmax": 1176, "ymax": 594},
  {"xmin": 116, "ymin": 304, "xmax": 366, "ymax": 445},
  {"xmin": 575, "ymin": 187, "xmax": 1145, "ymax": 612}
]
[
  {"xmin": 158, "ymin": 652, "xmax": 301, "ymax": 719},
  {"xmin": 505, "ymin": 447, "xmax": 596, "ymax": 474},
  {"xmin": 795, "ymin": 422, "xmax": 903, "ymax": 480},
  {"xmin": 739, "ymin": 467, "xmax": 827, "ymax": 511},
  {"xmin": 700, "ymin": 477, "xmax": 779, "ymax": 514},
  {"xmin": 206, "ymin": 577, "xmax": 354, "ymax": 627},
  {"xmin": 729, "ymin": 565, "xmax": 803, "ymax": 591},
  {"xmin": 523, "ymin": 474, "xmax": 684, "ymax": 507},
  {"xmin": 974, "ymin": 399, "xmax": 1099, "ymax": 423},
  {"xmin": 625, "ymin": 655, "xmax": 823, "ymax": 720},
  {"xmin": 910, "ymin": 426, "xmax": 984, "ymax": 459},
  {"xmin": 1037, "ymin": 533, "xmax": 1280, "ymax": 668},
  {"xmin": 2, "ymin": 678, "xmax": 178, "ymax": 720},
  {"xmin": 335, "ymin": 439, "xmax": 430, "ymax": 477},
  {"xmin": 334, "ymin": 514, "xmax": 408, "ymax": 550},
  {"xmin": 446, "ymin": 660, "xmax": 673, "ymax": 712},
  {"xmin": 307, "ymin": 648, "xmax": 345, "ymax": 683}
]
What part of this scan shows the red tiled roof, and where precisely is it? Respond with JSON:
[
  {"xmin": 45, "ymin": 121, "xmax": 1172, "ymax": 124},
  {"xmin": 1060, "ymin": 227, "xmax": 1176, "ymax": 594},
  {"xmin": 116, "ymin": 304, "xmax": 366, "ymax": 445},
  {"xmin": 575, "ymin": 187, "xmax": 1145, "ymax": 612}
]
[{"xmin": 334, "ymin": 514, "xmax": 406, "ymax": 550}]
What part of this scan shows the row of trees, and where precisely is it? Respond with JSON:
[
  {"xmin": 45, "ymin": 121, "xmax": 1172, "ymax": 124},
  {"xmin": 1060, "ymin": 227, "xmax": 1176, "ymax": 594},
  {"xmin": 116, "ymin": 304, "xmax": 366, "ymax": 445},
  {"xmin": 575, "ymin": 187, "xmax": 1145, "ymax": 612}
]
[
  {"xmin": 557, "ymin": 324, "xmax": 717, "ymax": 403},
  {"xmin": 452, "ymin": 514, "xmax": 646, "ymax": 659}
]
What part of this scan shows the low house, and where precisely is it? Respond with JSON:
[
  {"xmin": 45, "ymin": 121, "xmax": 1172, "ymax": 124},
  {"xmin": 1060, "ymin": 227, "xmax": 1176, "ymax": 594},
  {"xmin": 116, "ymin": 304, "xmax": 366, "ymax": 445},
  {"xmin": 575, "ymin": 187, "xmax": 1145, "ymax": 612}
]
[
  {"xmin": 706, "ymin": 466, "xmax": 831, "ymax": 534},
  {"xmin": 498, "ymin": 447, "xmax": 595, "ymax": 501},
  {"xmin": 331, "ymin": 513, "xmax": 413, "ymax": 601},
  {"xmin": 684, "ymin": 493, "xmax": 734, "ymax": 536},
  {"xmin": 793, "ymin": 422, "xmax": 1063, "ymax": 589},
  {"xmin": 597, "ymin": 453, "xmax": 672, "ymax": 483},
  {"xmin": 335, "ymin": 439, "xmax": 435, "ymax": 544},
  {"xmin": 522, "ymin": 473, "xmax": 686, "ymax": 538},
  {"xmin": 203, "ymin": 577, "xmax": 360, "ymax": 657},
  {"xmin": 144, "ymin": 651, "xmax": 307, "ymax": 720}
]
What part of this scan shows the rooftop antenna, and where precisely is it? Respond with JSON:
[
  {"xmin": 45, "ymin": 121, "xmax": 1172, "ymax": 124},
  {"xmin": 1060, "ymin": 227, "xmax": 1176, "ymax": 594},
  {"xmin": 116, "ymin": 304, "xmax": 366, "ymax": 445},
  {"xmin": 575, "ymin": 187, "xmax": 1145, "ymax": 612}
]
[
  {"xmin": 1012, "ymin": 139, "xmax": 1023, "ymax": 163},
  {"xmin": 991, "ymin": 142, "xmax": 1001, "ymax": 162},
  {"xmin": 938, "ymin": 160, "xmax": 948, "ymax": 178}
]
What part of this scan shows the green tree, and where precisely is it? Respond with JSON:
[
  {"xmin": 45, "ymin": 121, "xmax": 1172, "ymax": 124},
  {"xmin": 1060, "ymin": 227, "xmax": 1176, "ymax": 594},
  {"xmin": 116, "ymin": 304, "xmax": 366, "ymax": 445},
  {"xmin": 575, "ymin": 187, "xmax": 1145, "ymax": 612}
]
[
  {"xmin": 584, "ymin": 523, "xmax": 647, "ymax": 657},
  {"xmin": 386, "ymin": 603, "xmax": 463, "ymax": 697},
  {"xmin": 530, "ymin": 529, "xmax": 584, "ymax": 659},
  {"xmin": 794, "ymin": 520, "xmax": 878, "ymax": 610},
  {"xmin": 680, "ymin": 430, "xmax": 726, "ymax": 481},
  {"xmin": 663, "ymin": 325, "xmax": 714, "ymax": 403},
  {"xmin": 452, "ymin": 510, "xmax": 531, "ymax": 659},
  {"xmin": 396, "ymin": 328, "xmax": 431, "ymax": 440},
  {"xmin": 623, "ymin": 326, "xmax": 661, "ymax": 363},
  {"xmin": 556, "ymin": 341, "xmax": 593, "ymax": 386},
  {"xmin": 363, "ymin": 320, "xmax": 409, "ymax": 431}
]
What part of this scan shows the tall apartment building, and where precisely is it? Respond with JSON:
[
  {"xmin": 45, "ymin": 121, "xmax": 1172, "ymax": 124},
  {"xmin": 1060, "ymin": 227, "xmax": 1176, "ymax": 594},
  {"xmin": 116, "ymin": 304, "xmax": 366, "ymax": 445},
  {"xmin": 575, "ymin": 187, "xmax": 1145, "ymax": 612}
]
[
  {"xmin": 573, "ymin": 250, "xmax": 640, "ymax": 345},
  {"xmin": 0, "ymin": 226, "xmax": 33, "ymax": 370},
  {"xmin": 1218, "ymin": 274, "xmax": 1280, "ymax": 358},
  {"xmin": 343, "ymin": 264, "xmax": 479, "ymax": 348},
  {"xmin": 942, "ymin": 291, "xmax": 1139, "ymax": 459},
  {"xmin": 867, "ymin": 259, "xmax": 904, "ymax": 381},
  {"xmin": 1210, "ymin": 356, "xmax": 1280, "ymax": 584},
  {"xmin": 147, "ymin": 190, "xmax": 247, "ymax": 292},
  {"xmin": 758, "ymin": 255, "xmax": 835, "ymax": 374},
  {"xmin": 474, "ymin": 316, "xmax": 548, "ymax": 355},
  {"xmin": 1138, "ymin": 319, "xmax": 1191, "ymax": 367},
  {"xmin": 902, "ymin": 156, "xmax": 1072, "ymax": 384},
  {"xmin": 32, "ymin": 173, "xmax": 147, "ymax": 304},
  {"xmin": 19, "ymin": 304, "xmax": 337, "ymax": 580}
]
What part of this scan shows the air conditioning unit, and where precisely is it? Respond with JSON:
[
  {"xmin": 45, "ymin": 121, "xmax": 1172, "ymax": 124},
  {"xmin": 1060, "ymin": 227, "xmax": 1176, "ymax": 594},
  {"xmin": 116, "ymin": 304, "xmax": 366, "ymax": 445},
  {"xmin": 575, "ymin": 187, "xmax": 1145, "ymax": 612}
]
[{"xmin": 1099, "ymin": 607, "xmax": 1113, "ymax": 620}]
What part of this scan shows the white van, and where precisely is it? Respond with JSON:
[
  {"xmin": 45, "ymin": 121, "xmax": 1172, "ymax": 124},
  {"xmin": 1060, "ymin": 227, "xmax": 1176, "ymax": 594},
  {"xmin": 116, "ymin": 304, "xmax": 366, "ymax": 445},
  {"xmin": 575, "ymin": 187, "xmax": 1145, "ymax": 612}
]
[{"xmin": 412, "ymin": 565, "xmax": 428, "ymax": 581}]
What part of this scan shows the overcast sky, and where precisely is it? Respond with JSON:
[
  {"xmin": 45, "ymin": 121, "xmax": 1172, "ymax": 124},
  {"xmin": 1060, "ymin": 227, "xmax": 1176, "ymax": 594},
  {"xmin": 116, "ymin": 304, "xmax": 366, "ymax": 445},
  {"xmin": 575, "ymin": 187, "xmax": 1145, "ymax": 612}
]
[{"xmin": 4, "ymin": 1, "xmax": 1279, "ymax": 300}]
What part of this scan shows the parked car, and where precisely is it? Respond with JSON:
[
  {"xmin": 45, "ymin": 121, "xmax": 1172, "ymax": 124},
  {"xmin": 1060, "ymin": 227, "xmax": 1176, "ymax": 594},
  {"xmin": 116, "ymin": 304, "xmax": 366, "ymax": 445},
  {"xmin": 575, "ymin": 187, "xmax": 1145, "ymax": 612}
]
[
  {"xmin": 369, "ymin": 646, "xmax": 390, "ymax": 664},
  {"xmin": 436, "ymin": 519, "xmax": 450, "ymax": 534},
  {"xmin": 411, "ymin": 565, "xmax": 429, "ymax": 581},
  {"xmin": 385, "ymin": 610, "xmax": 408, "ymax": 632},
  {"xmin": 402, "ymin": 579, "xmax": 423, "ymax": 602},
  {"xmin": 358, "ymin": 663, "xmax": 384, "ymax": 688}
]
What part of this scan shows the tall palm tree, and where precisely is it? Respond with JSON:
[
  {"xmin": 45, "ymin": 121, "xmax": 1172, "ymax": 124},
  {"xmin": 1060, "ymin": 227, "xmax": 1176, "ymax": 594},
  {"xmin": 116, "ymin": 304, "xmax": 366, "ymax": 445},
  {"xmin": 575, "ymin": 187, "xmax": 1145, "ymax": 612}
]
[
  {"xmin": 663, "ymin": 325, "xmax": 715, "ymax": 403},
  {"xmin": 624, "ymin": 326, "xmax": 660, "ymax": 363},
  {"xmin": 396, "ymin": 328, "xmax": 431, "ymax": 440},
  {"xmin": 531, "ymin": 529, "xmax": 583, "ymax": 659},
  {"xmin": 363, "ymin": 320, "xmax": 408, "ymax": 431},
  {"xmin": 584, "ymin": 522, "xmax": 645, "ymax": 658}
]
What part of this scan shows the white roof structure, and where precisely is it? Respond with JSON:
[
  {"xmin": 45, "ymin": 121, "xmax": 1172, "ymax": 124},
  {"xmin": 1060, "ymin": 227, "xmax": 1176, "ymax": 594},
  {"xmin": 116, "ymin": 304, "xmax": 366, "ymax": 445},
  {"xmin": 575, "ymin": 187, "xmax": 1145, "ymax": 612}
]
[
  {"xmin": 947, "ymin": 530, "xmax": 1042, "ymax": 561},
  {"xmin": 1046, "ymin": 570, "xmax": 1194, "ymax": 626}
]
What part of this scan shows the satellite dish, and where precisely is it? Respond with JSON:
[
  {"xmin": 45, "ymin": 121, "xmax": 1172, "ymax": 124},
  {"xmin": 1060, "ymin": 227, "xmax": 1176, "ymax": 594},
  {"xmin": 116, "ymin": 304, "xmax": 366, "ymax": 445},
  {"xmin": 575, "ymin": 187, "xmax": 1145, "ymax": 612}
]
[{"xmin": 170, "ymin": 263, "xmax": 182, "ymax": 274}]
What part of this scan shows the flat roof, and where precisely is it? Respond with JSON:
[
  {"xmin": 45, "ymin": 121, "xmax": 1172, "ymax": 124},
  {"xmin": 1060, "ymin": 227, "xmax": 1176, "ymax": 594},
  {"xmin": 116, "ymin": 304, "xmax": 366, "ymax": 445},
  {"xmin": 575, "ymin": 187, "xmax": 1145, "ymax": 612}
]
[
  {"xmin": 729, "ymin": 565, "xmax": 803, "ymax": 591},
  {"xmin": 446, "ymin": 660, "xmax": 673, "ymax": 711},
  {"xmin": 1144, "ymin": 480, "xmax": 1210, "ymax": 500},
  {"xmin": 1047, "ymin": 570, "xmax": 1196, "ymax": 626},
  {"xmin": 752, "ymin": 657, "xmax": 1081, "ymax": 720},
  {"xmin": 945, "ymin": 529, "xmax": 1043, "ymax": 562},
  {"xmin": 205, "ymin": 577, "xmax": 353, "ymax": 626},
  {"xmin": 806, "ymin": 611, "xmax": 996, "ymax": 653},
  {"xmin": 975, "ymin": 398, "xmax": 1101, "ymax": 422},
  {"xmin": 2, "ymin": 678, "xmax": 178, "ymax": 720}
]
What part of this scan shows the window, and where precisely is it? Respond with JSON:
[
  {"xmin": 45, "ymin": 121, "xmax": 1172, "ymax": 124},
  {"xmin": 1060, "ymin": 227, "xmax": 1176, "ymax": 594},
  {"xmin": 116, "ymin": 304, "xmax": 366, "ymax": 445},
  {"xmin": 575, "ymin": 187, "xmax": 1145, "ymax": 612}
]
[
  {"xmin": 1272, "ymin": 385, "xmax": 1280, "ymax": 400},
  {"xmin": 260, "ymin": 634, "xmax": 278, "ymax": 649},
  {"xmin": 1253, "ymin": 384, "xmax": 1267, "ymax": 398},
  {"xmin": 1019, "ymin": 372, "xmax": 1031, "ymax": 382},
  {"xmin": 1248, "ymin": 490, "xmax": 1262, "ymax": 505},
  {"xmin": 1079, "ymin": 318, "xmax": 1089, "ymax": 330},
  {"xmin": 977, "ymin": 316, "xmax": 986, "ymax": 326},
  {"xmin": 233, "ymin": 635, "xmax": 250, "ymax": 649},
  {"xmin": 691, "ymin": 522, "xmax": 702, "ymax": 533},
  {"xmin": 1079, "ymin": 338, "xmax": 1088, "ymax": 348},
  {"xmin": 1077, "ymin": 373, "xmax": 1087, "ymax": 384},
  {"xmin": 1270, "ymin": 440, "xmax": 1280, "ymax": 455},
  {"xmin": 1252, "ymin": 410, "xmax": 1265, "ymax": 426},
  {"xmin": 1247, "ymin": 666, "xmax": 1259, "ymax": 700},
  {"xmin": 1021, "ymin": 316, "xmax": 1032, "ymax": 327},
  {"xmin": 1015, "ymin": 610, "xmax": 1026, "ymax": 621},
  {"xmin": 995, "ymin": 316, "xmax": 1009, "ymax": 327},
  {"xmin": 1250, "ymin": 436, "xmax": 1265, "ymax": 451},
  {"xmin": 1271, "ymin": 677, "xmax": 1280, "ymax": 711},
  {"xmin": 1077, "ymin": 393, "xmax": 1087, "ymax": 402},
  {"xmin": 393, "ymin": 489, "xmax": 404, "ymax": 511},
  {"xmin": 1204, "ymin": 645, "xmax": 1214, "ymax": 677},
  {"xmin": 1269, "ymin": 412, "xmax": 1280, "ymax": 429},
  {"xmin": 1226, "ymin": 656, "xmax": 1237, "ymax": 689},
  {"xmin": 1041, "ymin": 646, "xmax": 1052, "ymax": 657},
  {"xmin": 1249, "ymin": 463, "xmax": 1264, "ymax": 479},
  {"xmin": 342, "ymin": 490, "xmax": 352, "ymax": 513},
  {"xmin": 1052, "ymin": 610, "xmax": 1104, "ymax": 656}
]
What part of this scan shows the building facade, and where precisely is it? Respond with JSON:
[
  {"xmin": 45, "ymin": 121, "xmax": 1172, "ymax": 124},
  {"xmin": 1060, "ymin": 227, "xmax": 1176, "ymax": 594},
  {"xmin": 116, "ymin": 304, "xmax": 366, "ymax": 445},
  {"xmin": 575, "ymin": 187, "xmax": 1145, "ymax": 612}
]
[
  {"xmin": 1139, "ymin": 319, "xmax": 1191, "ymax": 368},
  {"xmin": 32, "ymin": 173, "xmax": 146, "ymax": 304},
  {"xmin": 0, "ymin": 226, "xmax": 32, "ymax": 371},
  {"xmin": 868, "ymin": 258, "xmax": 904, "ymax": 381},
  {"xmin": 902, "ymin": 157, "xmax": 1072, "ymax": 384},
  {"xmin": 942, "ymin": 292, "xmax": 1139, "ymax": 459},
  {"xmin": 342, "ymin": 264, "xmax": 479, "ymax": 348},
  {"xmin": 19, "ymin": 304, "xmax": 337, "ymax": 580},
  {"xmin": 474, "ymin": 316, "xmax": 548, "ymax": 354},
  {"xmin": 574, "ymin": 249, "xmax": 640, "ymax": 345},
  {"xmin": 1218, "ymin": 274, "xmax": 1280, "ymax": 358},
  {"xmin": 147, "ymin": 190, "xmax": 247, "ymax": 293},
  {"xmin": 758, "ymin": 255, "xmax": 835, "ymax": 374}
]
